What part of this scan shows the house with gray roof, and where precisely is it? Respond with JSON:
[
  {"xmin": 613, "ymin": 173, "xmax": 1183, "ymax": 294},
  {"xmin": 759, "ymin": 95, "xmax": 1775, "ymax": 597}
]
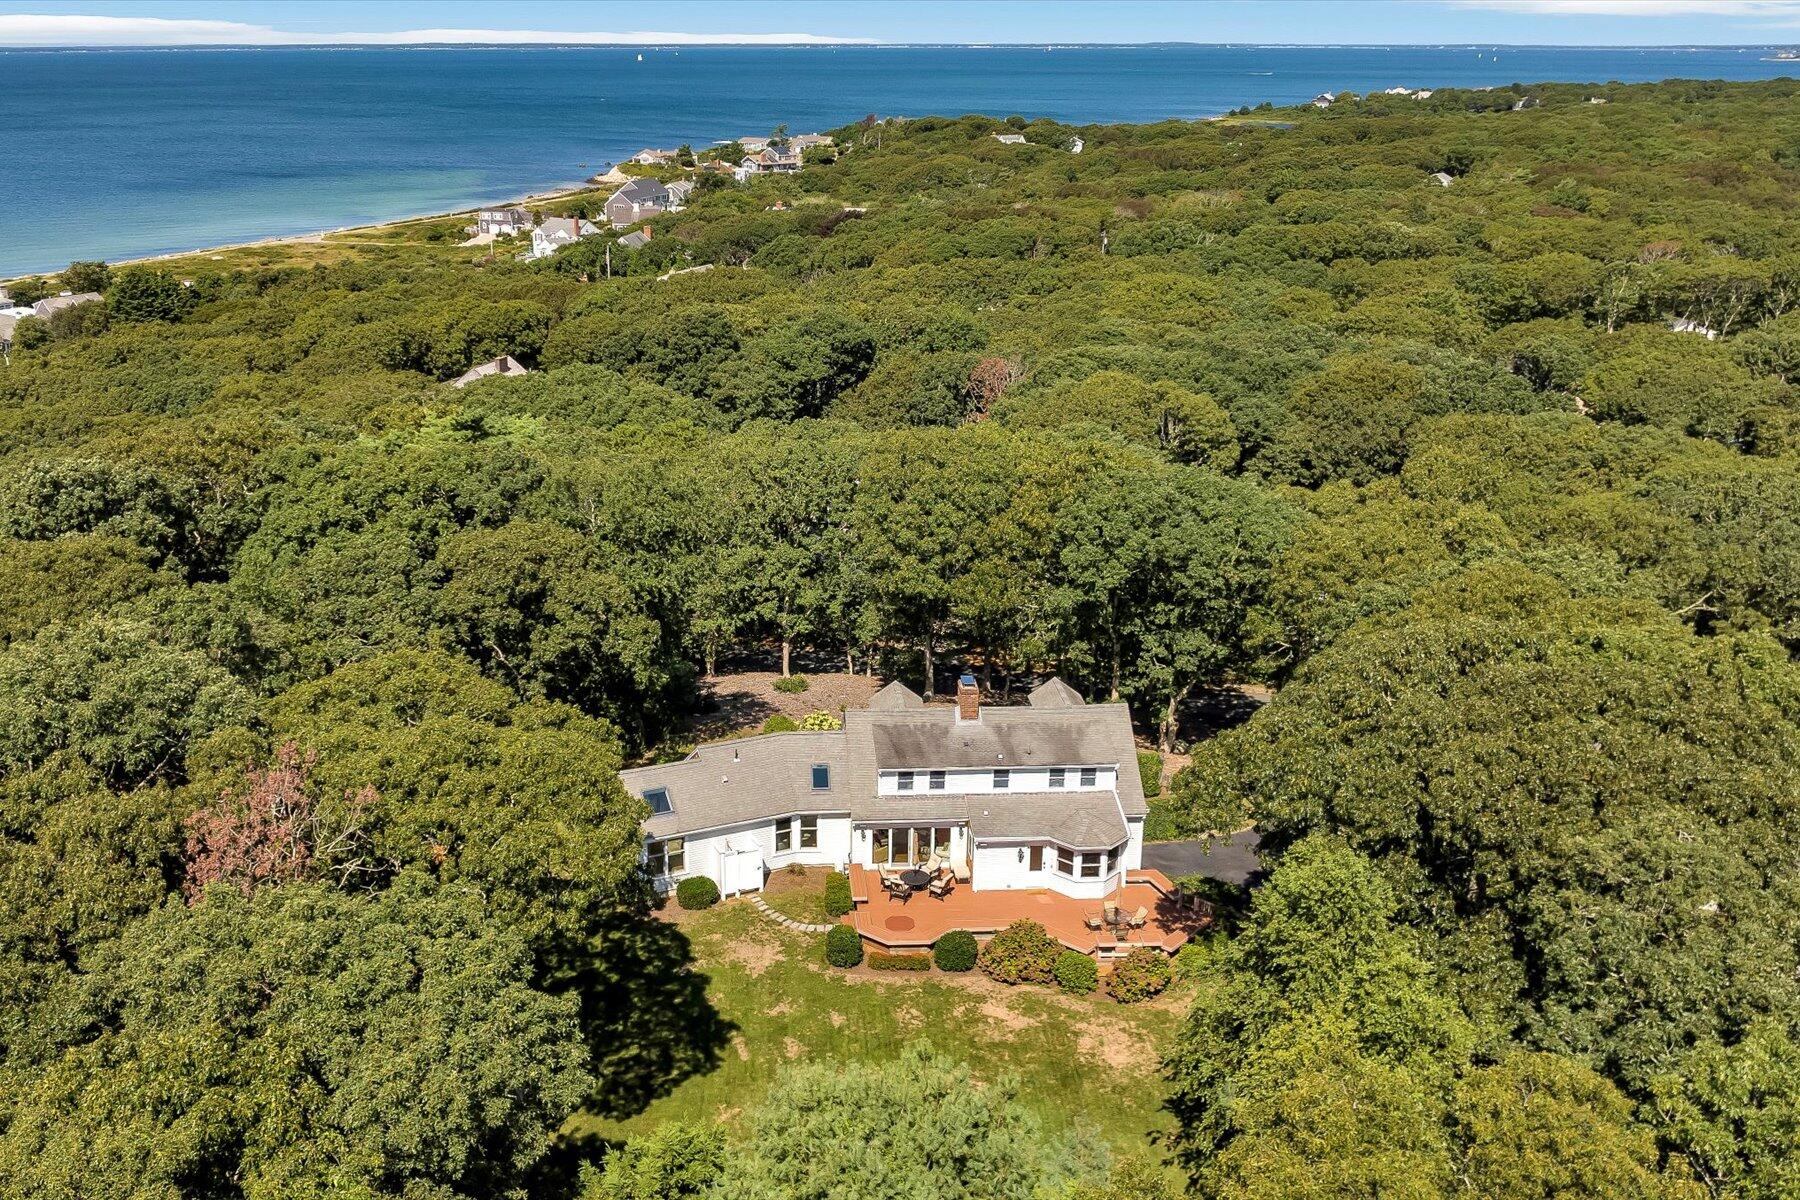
[
  {"xmin": 32, "ymin": 291, "xmax": 102, "ymax": 319},
  {"xmin": 605, "ymin": 178, "xmax": 674, "ymax": 229},
  {"xmin": 620, "ymin": 675, "xmax": 1148, "ymax": 903}
]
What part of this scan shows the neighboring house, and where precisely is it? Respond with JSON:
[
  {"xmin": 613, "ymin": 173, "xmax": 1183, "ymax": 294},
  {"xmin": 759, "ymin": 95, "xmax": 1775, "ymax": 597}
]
[
  {"xmin": 475, "ymin": 207, "xmax": 531, "ymax": 236},
  {"xmin": 1430, "ymin": 171, "xmax": 1455, "ymax": 187},
  {"xmin": 1311, "ymin": 92, "xmax": 1335, "ymax": 108},
  {"xmin": 1067, "ymin": 136, "xmax": 1084, "ymax": 154},
  {"xmin": 605, "ymin": 178, "xmax": 674, "ymax": 228},
  {"xmin": 523, "ymin": 215, "xmax": 600, "ymax": 260},
  {"xmin": 735, "ymin": 146, "xmax": 803, "ymax": 179},
  {"xmin": 632, "ymin": 148, "xmax": 677, "ymax": 165},
  {"xmin": 32, "ymin": 291, "xmax": 102, "ymax": 319},
  {"xmin": 1413, "ymin": 89, "xmax": 1435, "ymax": 99},
  {"xmin": 1588, "ymin": 96, "xmax": 1609, "ymax": 105},
  {"xmin": 618, "ymin": 228, "xmax": 652, "ymax": 250},
  {"xmin": 737, "ymin": 136, "xmax": 772, "ymax": 153},
  {"xmin": 1512, "ymin": 97, "xmax": 1540, "ymax": 111},
  {"xmin": 789, "ymin": 133, "xmax": 835, "ymax": 152},
  {"xmin": 621, "ymin": 675, "xmax": 1149, "ymax": 907},
  {"xmin": 665, "ymin": 178, "xmax": 696, "ymax": 208},
  {"xmin": 1384, "ymin": 86, "xmax": 1416, "ymax": 95},
  {"xmin": 0, "ymin": 309, "xmax": 30, "ymax": 352},
  {"xmin": 992, "ymin": 132, "xmax": 1028, "ymax": 145},
  {"xmin": 1670, "ymin": 317, "xmax": 1719, "ymax": 340},
  {"xmin": 448, "ymin": 355, "xmax": 529, "ymax": 388}
]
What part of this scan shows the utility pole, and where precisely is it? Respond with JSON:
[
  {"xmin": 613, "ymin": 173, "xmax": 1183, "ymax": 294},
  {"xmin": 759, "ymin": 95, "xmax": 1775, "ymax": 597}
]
[{"xmin": 605, "ymin": 242, "xmax": 612, "ymax": 279}]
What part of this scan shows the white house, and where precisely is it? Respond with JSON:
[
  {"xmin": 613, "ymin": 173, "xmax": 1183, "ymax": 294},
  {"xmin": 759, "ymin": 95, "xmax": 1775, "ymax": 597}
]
[
  {"xmin": 1670, "ymin": 317, "xmax": 1719, "ymax": 340},
  {"xmin": 621, "ymin": 676, "xmax": 1148, "ymax": 902},
  {"xmin": 1067, "ymin": 136, "xmax": 1084, "ymax": 154},
  {"xmin": 1430, "ymin": 171, "xmax": 1455, "ymax": 187},
  {"xmin": 993, "ymin": 132, "xmax": 1028, "ymax": 145},
  {"xmin": 522, "ymin": 215, "xmax": 600, "ymax": 261}
]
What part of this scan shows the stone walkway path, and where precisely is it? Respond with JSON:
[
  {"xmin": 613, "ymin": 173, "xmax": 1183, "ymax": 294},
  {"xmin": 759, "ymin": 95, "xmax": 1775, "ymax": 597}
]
[{"xmin": 748, "ymin": 894, "xmax": 837, "ymax": 934}]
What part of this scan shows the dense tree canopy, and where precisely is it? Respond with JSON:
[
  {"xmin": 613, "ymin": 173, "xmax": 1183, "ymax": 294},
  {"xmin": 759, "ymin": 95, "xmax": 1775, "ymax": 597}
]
[{"xmin": 4, "ymin": 75, "xmax": 1800, "ymax": 1198}]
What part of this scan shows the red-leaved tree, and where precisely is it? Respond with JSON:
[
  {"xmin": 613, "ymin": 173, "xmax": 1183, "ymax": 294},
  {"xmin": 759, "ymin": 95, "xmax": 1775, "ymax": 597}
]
[
  {"xmin": 966, "ymin": 356, "xmax": 1023, "ymax": 420},
  {"xmin": 183, "ymin": 742, "xmax": 374, "ymax": 902}
]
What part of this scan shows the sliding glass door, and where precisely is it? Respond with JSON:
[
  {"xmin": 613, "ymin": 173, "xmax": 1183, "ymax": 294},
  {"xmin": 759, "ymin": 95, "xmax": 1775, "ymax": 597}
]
[{"xmin": 870, "ymin": 826, "xmax": 955, "ymax": 865}]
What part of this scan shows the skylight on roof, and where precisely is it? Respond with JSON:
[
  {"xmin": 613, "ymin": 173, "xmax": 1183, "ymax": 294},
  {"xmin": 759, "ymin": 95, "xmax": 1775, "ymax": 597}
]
[{"xmin": 644, "ymin": 787, "xmax": 672, "ymax": 816}]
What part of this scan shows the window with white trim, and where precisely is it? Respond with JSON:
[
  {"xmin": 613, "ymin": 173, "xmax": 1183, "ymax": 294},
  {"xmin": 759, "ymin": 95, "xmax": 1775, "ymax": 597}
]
[
  {"xmin": 871, "ymin": 825, "xmax": 951, "ymax": 865},
  {"xmin": 775, "ymin": 820, "xmax": 793, "ymax": 852},
  {"xmin": 896, "ymin": 770, "xmax": 914, "ymax": 792},
  {"xmin": 1049, "ymin": 767, "xmax": 1066, "ymax": 788},
  {"xmin": 1106, "ymin": 844, "xmax": 1123, "ymax": 876},
  {"xmin": 1079, "ymin": 767, "xmax": 1097, "ymax": 787},
  {"xmin": 799, "ymin": 816, "xmax": 819, "ymax": 849},
  {"xmin": 646, "ymin": 836, "xmax": 685, "ymax": 876},
  {"xmin": 929, "ymin": 769, "xmax": 945, "ymax": 790},
  {"xmin": 811, "ymin": 763, "xmax": 831, "ymax": 790},
  {"xmin": 993, "ymin": 768, "xmax": 1010, "ymax": 790}
]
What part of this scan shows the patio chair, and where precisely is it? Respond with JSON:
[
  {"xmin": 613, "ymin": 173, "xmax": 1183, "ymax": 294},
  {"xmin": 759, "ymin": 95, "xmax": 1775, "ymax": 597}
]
[
  {"xmin": 1102, "ymin": 901, "xmax": 1120, "ymax": 927},
  {"xmin": 1084, "ymin": 913, "xmax": 1104, "ymax": 932},
  {"xmin": 1127, "ymin": 905, "xmax": 1149, "ymax": 930},
  {"xmin": 928, "ymin": 874, "xmax": 955, "ymax": 900},
  {"xmin": 882, "ymin": 877, "xmax": 910, "ymax": 905}
]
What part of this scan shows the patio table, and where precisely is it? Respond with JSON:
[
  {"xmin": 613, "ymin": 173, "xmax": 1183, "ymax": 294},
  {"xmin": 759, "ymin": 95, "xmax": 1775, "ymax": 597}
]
[{"xmin": 899, "ymin": 869, "xmax": 932, "ymax": 891}]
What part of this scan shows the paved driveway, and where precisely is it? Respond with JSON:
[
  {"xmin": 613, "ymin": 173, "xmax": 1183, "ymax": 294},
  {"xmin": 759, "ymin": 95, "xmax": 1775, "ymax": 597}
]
[{"xmin": 1142, "ymin": 830, "xmax": 1263, "ymax": 885}]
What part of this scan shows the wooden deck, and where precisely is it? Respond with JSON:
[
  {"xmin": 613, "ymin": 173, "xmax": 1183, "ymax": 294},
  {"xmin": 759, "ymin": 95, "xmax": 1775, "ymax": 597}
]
[{"xmin": 845, "ymin": 865, "xmax": 1205, "ymax": 956}]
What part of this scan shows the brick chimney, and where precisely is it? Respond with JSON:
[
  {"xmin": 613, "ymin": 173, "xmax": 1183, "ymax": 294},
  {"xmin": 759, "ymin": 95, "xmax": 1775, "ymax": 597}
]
[{"xmin": 956, "ymin": 673, "xmax": 980, "ymax": 723}]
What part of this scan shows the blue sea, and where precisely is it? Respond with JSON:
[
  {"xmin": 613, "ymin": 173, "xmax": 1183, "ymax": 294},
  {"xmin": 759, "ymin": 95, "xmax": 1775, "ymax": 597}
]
[{"xmin": 2, "ymin": 44, "xmax": 1795, "ymax": 276}]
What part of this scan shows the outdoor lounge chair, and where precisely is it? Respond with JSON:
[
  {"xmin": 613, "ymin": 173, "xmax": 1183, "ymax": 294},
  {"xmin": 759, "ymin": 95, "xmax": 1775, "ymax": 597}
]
[
  {"xmin": 1127, "ymin": 905, "xmax": 1149, "ymax": 930},
  {"xmin": 1084, "ymin": 913, "xmax": 1104, "ymax": 931},
  {"xmin": 882, "ymin": 876, "xmax": 910, "ymax": 904},
  {"xmin": 927, "ymin": 874, "xmax": 954, "ymax": 899}
]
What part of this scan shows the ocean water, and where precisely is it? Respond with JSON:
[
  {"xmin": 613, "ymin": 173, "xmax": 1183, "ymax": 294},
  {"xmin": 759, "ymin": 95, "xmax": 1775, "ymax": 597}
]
[{"xmin": 1, "ymin": 43, "xmax": 1794, "ymax": 276}]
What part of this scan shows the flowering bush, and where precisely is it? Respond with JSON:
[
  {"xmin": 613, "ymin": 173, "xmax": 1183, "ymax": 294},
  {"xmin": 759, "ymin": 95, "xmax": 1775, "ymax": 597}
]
[
  {"xmin": 1107, "ymin": 947, "xmax": 1171, "ymax": 1003},
  {"xmin": 977, "ymin": 920, "xmax": 1060, "ymax": 985}
]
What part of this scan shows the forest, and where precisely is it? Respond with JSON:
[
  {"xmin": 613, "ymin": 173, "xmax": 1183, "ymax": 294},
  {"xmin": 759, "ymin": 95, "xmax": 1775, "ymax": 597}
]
[{"xmin": 1, "ymin": 76, "xmax": 1798, "ymax": 1198}]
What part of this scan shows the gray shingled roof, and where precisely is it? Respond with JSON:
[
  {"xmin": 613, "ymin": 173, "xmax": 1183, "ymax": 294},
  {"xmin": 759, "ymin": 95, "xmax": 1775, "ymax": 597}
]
[
  {"xmin": 621, "ymin": 731, "xmax": 847, "ymax": 838},
  {"xmin": 1029, "ymin": 677, "xmax": 1086, "ymax": 708},
  {"xmin": 621, "ymin": 677, "xmax": 1147, "ymax": 839},
  {"xmin": 859, "ymin": 790, "xmax": 1128, "ymax": 849}
]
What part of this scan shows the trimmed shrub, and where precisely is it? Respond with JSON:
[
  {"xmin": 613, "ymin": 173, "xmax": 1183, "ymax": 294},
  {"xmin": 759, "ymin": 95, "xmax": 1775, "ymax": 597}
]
[
  {"xmin": 1137, "ymin": 750, "xmax": 1164, "ymax": 798},
  {"xmin": 825, "ymin": 923, "xmax": 864, "ymax": 968},
  {"xmin": 823, "ymin": 870, "xmax": 853, "ymax": 917},
  {"xmin": 933, "ymin": 929, "xmax": 979, "ymax": 972},
  {"xmin": 1107, "ymin": 947, "xmax": 1171, "ymax": 1003},
  {"xmin": 760, "ymin": 714, "xmax": 798, "ymax": 734},
  {"xmin": 773, "ymin": 674, "xmax": 810, "ymax": 694},
  {"xmin": 1142, "ymin": 798, "xmax": 1189, "ymax": 843},
  {"xmin": 1054, "ymin": 950, "xmax": 1099, "ymax": 995},
  {"xmin": 675, "ymin": 876, "xmax": 720, "ymax": 910},
  {"xmin": 869, "ymin": 951, "xmax": 931, "ymax": 971},
  {"xmin": 978, "ymin": 920, "xmax": 1060, "ymax": 985},
  {"xmin": 798, "ymin": 710, "xmax": 842, "ymax": 731}
]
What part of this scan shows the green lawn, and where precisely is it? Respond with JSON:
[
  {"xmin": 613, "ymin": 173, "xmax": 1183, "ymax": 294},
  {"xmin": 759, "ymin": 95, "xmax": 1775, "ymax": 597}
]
[{"xmin": 571, "ymin": 898, "xmax": 1183, "ymax": 1159}]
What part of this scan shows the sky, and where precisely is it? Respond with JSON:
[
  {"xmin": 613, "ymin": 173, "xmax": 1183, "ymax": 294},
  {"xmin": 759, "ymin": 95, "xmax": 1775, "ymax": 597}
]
[{"xmin": 2, "ymin": 0, "xmax": 1800, "ymax": 47}]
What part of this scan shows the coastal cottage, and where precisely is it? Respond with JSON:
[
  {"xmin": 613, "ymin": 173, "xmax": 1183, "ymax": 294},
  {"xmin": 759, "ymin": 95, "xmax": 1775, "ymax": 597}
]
[
  {"xmin": 32, "ymin": 292, "xmax": 102, "ymax": 319},
  {"xmin": 618, "ymin": 228, "xmax": 653, "ymax": 250},
  {"xmin": 736, "ymin": 136, "xmax": 772, "ymax": 153},
  {"xmin": 1670, "ymin": 317, "xmax": 1719, "ymax": 340},
  {"xmin": 605, "ymin": 178, "xmax": 674, "ymax": 228},
  {"xmin": 992, "ymin": 132, "xmax": 1027, "ymax": 145},
  {"xmin": 522, "ymin": 215, "xmax": 600, "ymax": 261},
  {"xmin": 665, "ymin": 178, "xmax": 696, "ymax": 208},
  {"xmin": 449, "ymin": 355, "xmax": 529, "ymax": 388},
  {"xmin": 621, "ymin": 676, "xmax": 1198, "ymax": 959},
  {"xmin": 1429, "ymin": 171, "xmax": 1455, "ymax": 187},
  {"xmin": 0, "ymin": 309, "xmax": 29, "ymax": 353},
  {"xmin": 1067, "ymin": 136, "xmax": 1084, "ymax": 153},
  {"xmin": 631, "ymin": 148, "xmax": 678, "ymax": 165},
  {"xmin": 1311, "ymin": 92, "xmax": 1336, "ymax": 108},
  {"xmin": 475, "ymin": 207, "xmax": 531, "ymax": 237},
  {"xmin": 735, "ymin": 146, "xmax": 803, "ymax": 179}
]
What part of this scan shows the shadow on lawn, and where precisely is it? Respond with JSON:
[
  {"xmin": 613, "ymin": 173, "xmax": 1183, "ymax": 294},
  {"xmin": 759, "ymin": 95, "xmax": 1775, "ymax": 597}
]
[{"xmin": 537, "ymin": 908, "xmax": 736, "ymax": 1192}]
